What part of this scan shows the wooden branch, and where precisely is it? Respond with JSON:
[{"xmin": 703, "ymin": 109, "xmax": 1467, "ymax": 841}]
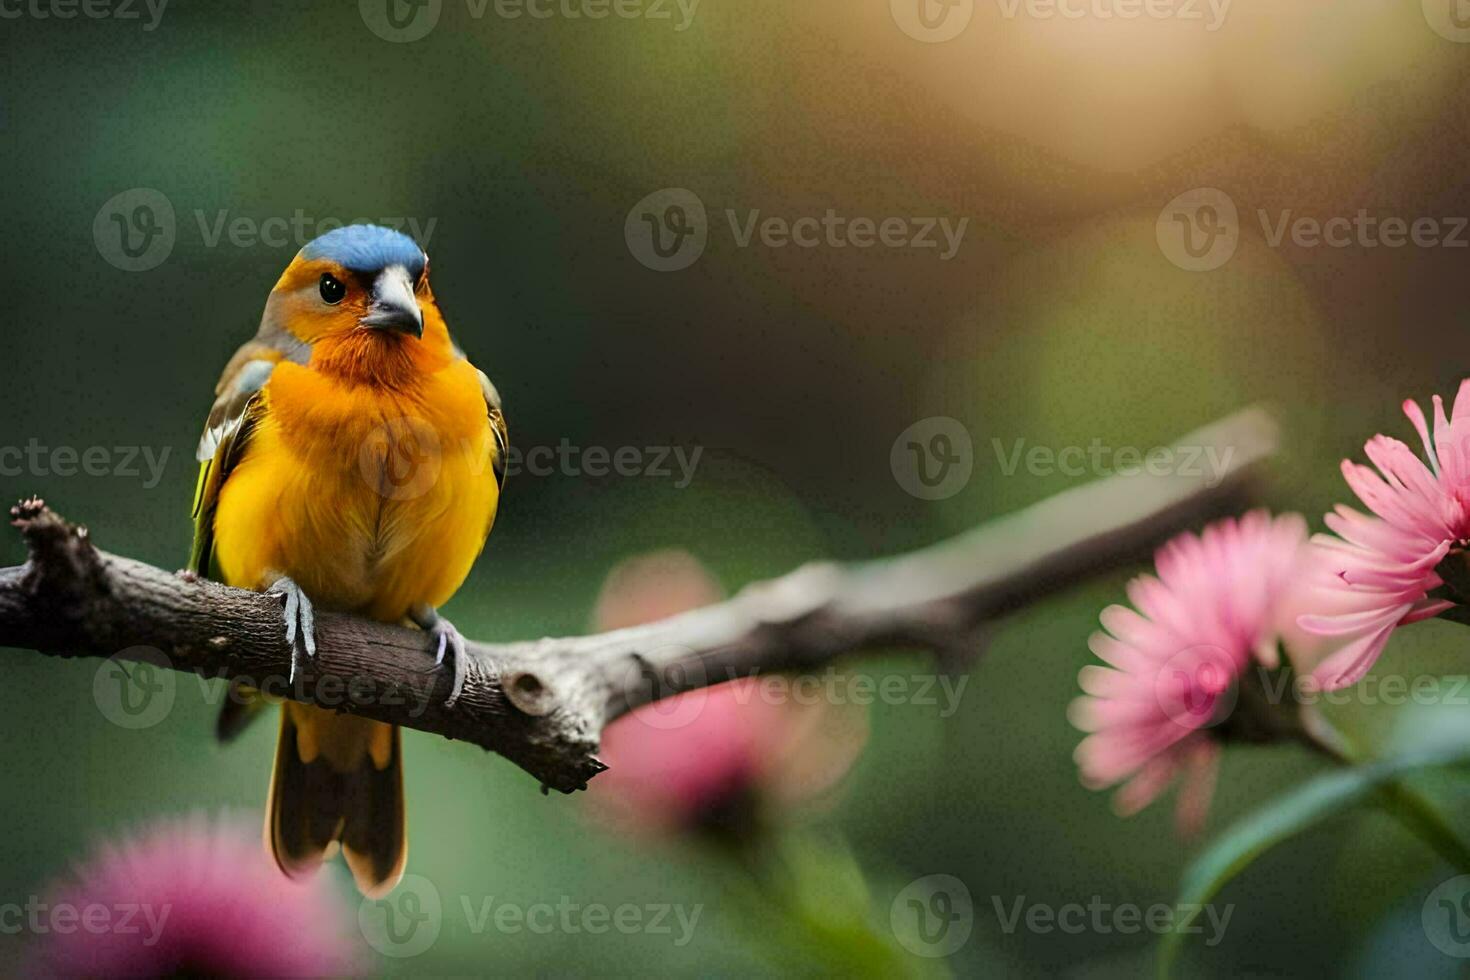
[{"xmin": 0, "ymin": 408, "xmax": 1277, "ymax": 793}]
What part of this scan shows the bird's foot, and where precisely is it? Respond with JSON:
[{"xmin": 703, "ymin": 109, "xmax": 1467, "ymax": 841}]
[
  {"xmin": 412, "ymin": 605, "xmax": 467, "ymax": 708},
  {"xmin": 267, "ymin": 576, "xmax": 316, "ymax": 683}
]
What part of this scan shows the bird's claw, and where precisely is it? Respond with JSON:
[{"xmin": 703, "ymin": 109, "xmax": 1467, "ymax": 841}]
[
  {"xmin": 267, "ymin": 576, "xmax": 316, "ymax": 683},
  {"xmin": 425, "ymin": 618, "xmax": 467, "ymax": 709}
]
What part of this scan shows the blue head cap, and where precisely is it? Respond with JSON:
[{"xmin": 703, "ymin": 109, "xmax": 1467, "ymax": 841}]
[{"xmin": 300, "ymin": 224, "xmax": 426, "ymax": 281}]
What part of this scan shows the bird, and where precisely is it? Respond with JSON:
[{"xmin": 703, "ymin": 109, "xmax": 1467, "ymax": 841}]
[{"xmin": 188, "ymin": 224, "xmax": 507, "ymax": 897}]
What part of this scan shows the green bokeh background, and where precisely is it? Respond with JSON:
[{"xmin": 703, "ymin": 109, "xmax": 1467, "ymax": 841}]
[{"xmin": 3, "ymin": 1, "xmax": 1470, "ymax": 975}]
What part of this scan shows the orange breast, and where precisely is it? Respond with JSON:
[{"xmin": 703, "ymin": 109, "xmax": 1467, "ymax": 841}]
[{"xmin": 212, "ymin": 358, "xmax": 499, "ymax": 622}]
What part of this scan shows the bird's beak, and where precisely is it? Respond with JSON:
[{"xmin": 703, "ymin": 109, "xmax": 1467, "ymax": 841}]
[{"xmin": 359, "ymin": 265, "xmax": 424, "ymax": 339}]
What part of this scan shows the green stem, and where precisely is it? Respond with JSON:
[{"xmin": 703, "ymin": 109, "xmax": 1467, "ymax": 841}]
[
  {"xmin": 1376, "ymin": 780, "xmax": 1470, "ymax": 873},
  {"xmin": 719, "ymin": 829, "xmax": 940, "ymax": 979},
  {"xmin": 1297, "ymin": 709, "xmax": 1470, "ymax": 873}
]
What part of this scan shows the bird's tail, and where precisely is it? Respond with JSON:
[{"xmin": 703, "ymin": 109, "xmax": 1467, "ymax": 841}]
[{"xmin": 266, "ymin": 702, "xmax": 406, "ymax": 898}]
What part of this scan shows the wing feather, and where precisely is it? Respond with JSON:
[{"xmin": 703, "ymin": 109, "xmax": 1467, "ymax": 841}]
[
  {"xmin": 477, "ymin": 368, "xmax": 509, "ymax": 493},
  {"xmin": 188, "ymin": 347, "xmax": 279, "ymax": 577}
]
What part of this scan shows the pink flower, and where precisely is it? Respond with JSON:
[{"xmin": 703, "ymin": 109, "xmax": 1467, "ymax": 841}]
[
  {"xmin": 587, "ymin": 551, "xmax": 868, "ymax": 836},
  {"xmin": 1298, "ymin": 383, "xmax": 1470, "ymax": 690},
  {"xmin": 1069, "ymin": 511, "xmax": 1310, "ymax": 831},
  {"xmin": 24, "ymin": 813, "xmax": 364, "ymax": 979},
  {"xmin": 591, "ymin": 549, "xmax": 726, "ymax": 632}
]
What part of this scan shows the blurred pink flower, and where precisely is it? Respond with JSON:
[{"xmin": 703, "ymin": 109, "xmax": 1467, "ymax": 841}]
[
  {"xmin": 591, "ymin": 549, "xmax": 726, "ymax": 631},
  {"xmin": 1298, "ymin": 383, "xmax": 1470, "ymax": 690},
  {"xmin": 24, "ymin": 813, "xmax": 363, "ymax": 979},
  {"xmin": 587, "ymin": 550, "xmax": 868, "ymax": 836},
  {"xmin": 1069, "ymin": 511, "xmax": 1310, "ymax": 832}
]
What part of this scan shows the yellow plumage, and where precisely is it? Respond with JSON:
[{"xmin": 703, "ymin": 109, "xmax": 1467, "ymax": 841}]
[
  {"xmin": 213, "ymin": 357, "xmax": 499, "ymax": 619},
  {"xmin": 191, "ymin": 225, "xmax": 505, "ymax": 897}
]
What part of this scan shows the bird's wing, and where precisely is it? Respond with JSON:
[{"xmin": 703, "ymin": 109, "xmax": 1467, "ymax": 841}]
[
  {"xmin": 188, "ymin": 342, "xmax": 280, "ymax": 577},
  {"xmin": 194, "ymin": 340, "xmax": 296, "ymax": 744},
  {"xmin": 478, "ymin": 368, "xmax": 509, "ymax": 493}
]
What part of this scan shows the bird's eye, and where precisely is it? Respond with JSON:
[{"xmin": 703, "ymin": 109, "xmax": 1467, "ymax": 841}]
[{"xmin": 319, "ymin": 274, "xmax": 346, "ymax": 305}]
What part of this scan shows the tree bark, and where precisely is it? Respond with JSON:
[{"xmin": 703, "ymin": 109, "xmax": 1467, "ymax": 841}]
[{"xmin": 0, "ymin": 408, "xmax": 1277, "ymax": 793}]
